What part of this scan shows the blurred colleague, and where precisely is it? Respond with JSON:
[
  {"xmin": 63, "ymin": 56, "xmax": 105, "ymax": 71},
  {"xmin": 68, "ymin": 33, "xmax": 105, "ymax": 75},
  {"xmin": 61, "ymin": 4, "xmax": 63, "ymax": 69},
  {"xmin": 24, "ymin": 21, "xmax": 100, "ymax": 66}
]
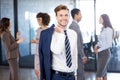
[
  {"xmin": 31, "ymin": 12, "xmax": 50, "ymax": 80},
  {"xmin": 39, "ymin": 4, "xmax": 78, "ymax": 80},
  {"xmin": 69, "ymin": 8, "xmax": 87, "ymax": 80},
  {"xmin": 94, "ymin": 14, "xmax": 113, "ymax": 80},
  {"xmin": 0, "ymin": 17, "xmax": 24, "ymax": 80}
]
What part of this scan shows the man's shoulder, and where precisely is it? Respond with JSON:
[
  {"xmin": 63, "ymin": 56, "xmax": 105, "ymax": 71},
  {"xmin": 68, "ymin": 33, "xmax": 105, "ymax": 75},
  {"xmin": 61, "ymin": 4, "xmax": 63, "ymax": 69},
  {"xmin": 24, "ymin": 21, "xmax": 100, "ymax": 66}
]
[
  {"xmin": 70, "ymin": 21, "xmax": 77, "ymax": 26},
  {"xmin": 69, "ymin": 21, "xmax": 79, "ymax": 29}
]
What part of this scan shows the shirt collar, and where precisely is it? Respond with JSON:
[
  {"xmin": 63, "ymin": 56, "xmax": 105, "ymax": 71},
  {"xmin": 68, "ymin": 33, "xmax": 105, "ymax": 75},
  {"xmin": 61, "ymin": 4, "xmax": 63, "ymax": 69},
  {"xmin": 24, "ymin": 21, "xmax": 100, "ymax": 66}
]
[{"xmin": 73, "ymin": 20, "xmax": 78, "ymax": 24}]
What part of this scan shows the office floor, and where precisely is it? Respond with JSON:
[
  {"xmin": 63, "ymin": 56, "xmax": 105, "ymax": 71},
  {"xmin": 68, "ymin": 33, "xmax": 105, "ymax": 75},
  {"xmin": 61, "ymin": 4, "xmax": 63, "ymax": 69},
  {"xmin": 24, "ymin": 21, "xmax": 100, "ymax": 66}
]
[{"xmin": 0, "ymin": 66, "xmax": 120, "ymax": 80}]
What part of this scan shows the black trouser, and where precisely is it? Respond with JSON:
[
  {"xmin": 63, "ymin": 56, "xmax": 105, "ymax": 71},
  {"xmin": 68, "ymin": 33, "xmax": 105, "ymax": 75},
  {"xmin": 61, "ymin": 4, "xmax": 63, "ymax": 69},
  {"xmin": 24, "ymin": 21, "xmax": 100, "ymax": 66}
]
[{"xmin": 52, "ymin": 70, "xmax": 75, "ymax": 80}]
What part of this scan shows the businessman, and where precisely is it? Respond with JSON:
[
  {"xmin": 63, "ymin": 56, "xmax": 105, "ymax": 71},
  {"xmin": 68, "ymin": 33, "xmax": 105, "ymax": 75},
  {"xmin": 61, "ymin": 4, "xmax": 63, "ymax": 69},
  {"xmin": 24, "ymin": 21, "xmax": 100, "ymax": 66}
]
[
  {"xmin": 39, "ymin": 5, "xmax": 78, "ymax": 80},
  {"xmin": 69, "ymin": 8, "xmax": 87, "ymax": 80}
]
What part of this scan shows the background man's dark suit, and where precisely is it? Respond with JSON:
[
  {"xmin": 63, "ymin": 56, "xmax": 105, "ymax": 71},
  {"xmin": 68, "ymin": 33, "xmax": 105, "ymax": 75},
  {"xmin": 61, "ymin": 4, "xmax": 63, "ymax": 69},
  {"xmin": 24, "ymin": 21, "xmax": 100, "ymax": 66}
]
[{"xmin": 69, "ymin": 21, "xmax": 86, "ymax": 80}]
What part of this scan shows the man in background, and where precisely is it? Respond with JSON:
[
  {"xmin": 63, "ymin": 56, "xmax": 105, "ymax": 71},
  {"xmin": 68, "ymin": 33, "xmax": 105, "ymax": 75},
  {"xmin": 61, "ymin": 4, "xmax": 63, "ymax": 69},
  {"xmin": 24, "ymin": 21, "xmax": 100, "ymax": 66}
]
[{"xmin": 69, "ymin": 8, "xmax": 87, "ymax": 80}]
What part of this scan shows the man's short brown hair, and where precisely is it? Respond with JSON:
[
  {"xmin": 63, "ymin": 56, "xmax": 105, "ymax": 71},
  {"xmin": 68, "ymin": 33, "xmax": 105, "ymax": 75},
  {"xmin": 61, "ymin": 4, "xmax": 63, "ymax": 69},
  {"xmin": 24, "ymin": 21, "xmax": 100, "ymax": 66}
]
[{"xmin": 54, "ymin": 4, "xmax": 69, "ymax": 16}]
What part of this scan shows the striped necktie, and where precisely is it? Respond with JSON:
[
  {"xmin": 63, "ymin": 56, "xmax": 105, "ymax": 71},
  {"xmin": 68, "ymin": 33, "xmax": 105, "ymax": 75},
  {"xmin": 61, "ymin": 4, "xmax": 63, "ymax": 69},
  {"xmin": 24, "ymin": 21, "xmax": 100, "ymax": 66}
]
[{"xmin": 64, "ymin": 30, "xmax": 72, "ymax": 67}]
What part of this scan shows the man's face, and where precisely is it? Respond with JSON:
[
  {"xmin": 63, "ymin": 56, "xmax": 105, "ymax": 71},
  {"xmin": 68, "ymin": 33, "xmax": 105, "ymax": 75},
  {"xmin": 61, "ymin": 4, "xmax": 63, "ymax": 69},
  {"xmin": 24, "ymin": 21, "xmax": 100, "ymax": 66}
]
[
  {"xmin": 76, "ymin": 11, "xmax": 82, "ymax": 22},
  {"xmin": 56, "ymin": 10, "xmax": 69, "ymax": 28}
]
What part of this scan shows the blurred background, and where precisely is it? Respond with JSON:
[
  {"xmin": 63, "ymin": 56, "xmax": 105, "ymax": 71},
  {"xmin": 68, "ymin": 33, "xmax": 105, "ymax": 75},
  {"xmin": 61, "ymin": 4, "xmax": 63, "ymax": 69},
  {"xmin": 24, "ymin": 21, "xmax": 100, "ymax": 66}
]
[{"xmin": 0, "ymin": 0, "xmax": 120, "ymax": 73}]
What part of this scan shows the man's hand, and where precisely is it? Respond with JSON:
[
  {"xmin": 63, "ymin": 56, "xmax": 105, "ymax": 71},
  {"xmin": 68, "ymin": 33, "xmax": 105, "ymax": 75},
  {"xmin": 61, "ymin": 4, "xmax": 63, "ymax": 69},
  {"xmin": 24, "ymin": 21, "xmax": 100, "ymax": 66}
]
[
  {"xmin": 54, "ymin": 25, "xmax": 64, "ymax": 33},
  {"xmin": 82, "ymin": 57, "xmax": 87, "ymax": 64}
]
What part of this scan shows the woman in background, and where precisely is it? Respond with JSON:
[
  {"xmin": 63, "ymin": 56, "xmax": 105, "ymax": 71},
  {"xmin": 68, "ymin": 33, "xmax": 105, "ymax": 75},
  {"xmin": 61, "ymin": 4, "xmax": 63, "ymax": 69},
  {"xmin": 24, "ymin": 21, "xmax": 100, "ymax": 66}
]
[
  {"xmin": 0, "ymin": 17, "xmax": 24, "ymax": 80},
  {"xmin": 94, "ymin": 14, "xmax": 113, "ymax": 80},
  {"xmin": 31, "ymin": 12, "xmax": 50, "ymax": 80}
]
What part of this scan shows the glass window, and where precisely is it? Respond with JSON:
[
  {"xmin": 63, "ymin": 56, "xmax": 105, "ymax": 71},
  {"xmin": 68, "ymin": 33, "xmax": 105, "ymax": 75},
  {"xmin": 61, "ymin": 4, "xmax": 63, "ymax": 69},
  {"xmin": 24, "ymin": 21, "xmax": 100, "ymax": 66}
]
[
  {"xmin": 76, "ymin": 0, "xmax": 96, "ymax": 71},
  {"xmin": 76, "ymin": 0, "xmax": 95, "ymax": 44}
]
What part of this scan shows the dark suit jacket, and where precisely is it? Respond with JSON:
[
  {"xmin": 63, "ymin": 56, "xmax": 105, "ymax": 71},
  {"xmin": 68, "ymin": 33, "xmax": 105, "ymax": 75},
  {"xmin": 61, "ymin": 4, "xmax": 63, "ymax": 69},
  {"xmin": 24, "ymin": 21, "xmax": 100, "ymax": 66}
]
[
  {"xmin": 69, "ymin": 21, "xmax": 86, "ymax": 79},
  {"xmin": 69, "ymin": 21, "xmax": 85, "ymax": 58},
  {"xmin": 39, "ymin": 24, "xmax": 55, "ymax": 80},
  {"xmin": 1, "ymin": 31, "xmax": 19, "ymax": 60}
]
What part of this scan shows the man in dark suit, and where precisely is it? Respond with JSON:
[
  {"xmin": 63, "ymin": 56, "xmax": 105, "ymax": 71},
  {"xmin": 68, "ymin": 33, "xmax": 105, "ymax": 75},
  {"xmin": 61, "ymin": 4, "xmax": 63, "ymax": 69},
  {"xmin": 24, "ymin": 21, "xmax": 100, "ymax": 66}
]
[
  {"xmin": 39, "ymin": 5, "xmax": 78, "ymax": 80},
  {"xmin": 69, "ymin": 8, "xmax": 87, "ymax": 80}
]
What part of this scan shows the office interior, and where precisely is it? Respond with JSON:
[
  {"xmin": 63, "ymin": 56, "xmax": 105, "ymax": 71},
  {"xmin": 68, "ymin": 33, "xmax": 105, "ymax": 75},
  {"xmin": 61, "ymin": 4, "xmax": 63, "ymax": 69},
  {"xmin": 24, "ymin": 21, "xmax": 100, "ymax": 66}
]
[{"xmin": 0, "ymin": 0, "xmax": 120, "ymax": 78}]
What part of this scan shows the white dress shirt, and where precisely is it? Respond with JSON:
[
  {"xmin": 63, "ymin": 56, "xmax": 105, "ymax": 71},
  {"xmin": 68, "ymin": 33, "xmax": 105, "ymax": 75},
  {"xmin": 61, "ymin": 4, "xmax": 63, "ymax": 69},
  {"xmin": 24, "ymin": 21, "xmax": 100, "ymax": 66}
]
[
  {"xmin": 50, "ymin": 28, "xmax": 78, "ymax": 75},
  {"xmin": 97, "ymin": 27, "xmax": 113, "ymax": 52}
]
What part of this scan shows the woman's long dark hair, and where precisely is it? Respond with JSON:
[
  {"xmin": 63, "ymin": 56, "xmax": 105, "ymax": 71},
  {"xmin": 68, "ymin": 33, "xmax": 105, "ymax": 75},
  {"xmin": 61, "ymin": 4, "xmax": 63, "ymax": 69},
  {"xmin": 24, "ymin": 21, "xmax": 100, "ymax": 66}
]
[
  {"xmin": 101, "ymin": 14, "xmax": 115, "ymax": 39},
  {"xmin": 101, "ymin": 14, "xmax": 113, "ymax": 29},
  {"xmin": 0, "ymin": 17, "xmax": 10, "ymax": 35}
]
